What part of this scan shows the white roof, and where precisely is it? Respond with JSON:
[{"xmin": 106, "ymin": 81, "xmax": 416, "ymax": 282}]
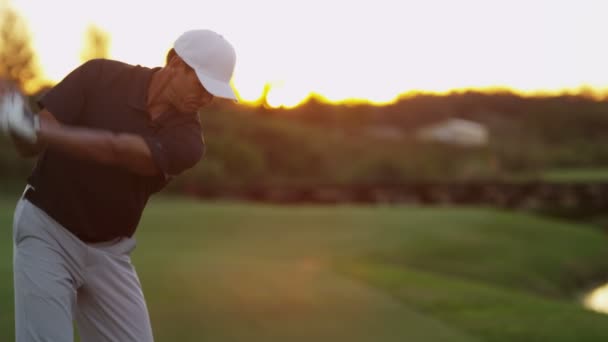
[{"xmin": 417, "ymin": 118, "xmax": 489, "ymax": 146}]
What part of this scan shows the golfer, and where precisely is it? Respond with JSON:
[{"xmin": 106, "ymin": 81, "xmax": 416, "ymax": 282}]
[{"xmin": 0, "ymin": 29, "xmax": 237, "ymax": 341}]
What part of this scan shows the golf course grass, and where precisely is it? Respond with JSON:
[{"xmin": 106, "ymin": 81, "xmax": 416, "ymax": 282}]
[
  {"xmin": 542, "ymin": 168, "xmax": 608, "ymax": 183},
  {"xmin": 2, "ymin": 193, "xmax": 608, "ymax": 341}
]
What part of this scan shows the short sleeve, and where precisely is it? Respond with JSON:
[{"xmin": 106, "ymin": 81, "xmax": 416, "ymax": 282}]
[
  {"xmin": 37, "ymin": 59, "xmax": 101, "ymax": 125},
  {"xmin": 143, "ymin": 119, "xmax": 205, "ymax": 179}
]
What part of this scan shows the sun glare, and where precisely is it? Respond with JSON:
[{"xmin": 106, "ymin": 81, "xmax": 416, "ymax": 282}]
[{"xmin": 8, "ymin": 0, "xmax": 608, "ymax": 106}]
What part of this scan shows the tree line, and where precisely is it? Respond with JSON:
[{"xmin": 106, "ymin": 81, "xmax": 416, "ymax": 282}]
[{"xmin": 1, "ymin": 4, "xmax": 607, "ymax": 196}]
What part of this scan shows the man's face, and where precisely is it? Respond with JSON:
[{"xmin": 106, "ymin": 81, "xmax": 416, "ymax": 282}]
[{"xmin": 169, "ymin": 59, "xmax": 214, "ymax": 113}]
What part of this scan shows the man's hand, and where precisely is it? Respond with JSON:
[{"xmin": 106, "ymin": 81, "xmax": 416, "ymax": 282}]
[{"xmin": 0, "ymin": 90, "xmax": 40, "ymax": 144}]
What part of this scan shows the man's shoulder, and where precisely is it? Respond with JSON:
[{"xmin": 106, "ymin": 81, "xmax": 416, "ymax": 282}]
[
  {"xmin": 82, "ymin": 59, "xmax": 154, "ymax": 86},
  {"xmin": 83, "ymin": 58, "xmax": 142, "ymax": 73}
]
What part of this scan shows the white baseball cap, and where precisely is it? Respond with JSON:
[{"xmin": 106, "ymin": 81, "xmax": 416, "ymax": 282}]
[{"xmin": 174, "ymin": 29, "xmax": 238, "ymax": 101}]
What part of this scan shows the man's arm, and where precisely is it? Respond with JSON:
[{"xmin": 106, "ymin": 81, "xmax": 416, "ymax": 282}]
[{"xmin": 21, "ymin": 109, "xmax": 159, "ymax": 176}]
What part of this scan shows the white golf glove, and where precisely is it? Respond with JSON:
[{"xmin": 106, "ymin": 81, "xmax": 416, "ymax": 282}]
[{"xmin": 0, "ymin": 91, "xmax": 40, "ymax": 144}]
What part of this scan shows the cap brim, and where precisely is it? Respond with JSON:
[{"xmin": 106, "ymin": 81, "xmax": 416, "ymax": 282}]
[{"xmin": 195, "ymin": 70, "xmax": 238, "ymax": 101}]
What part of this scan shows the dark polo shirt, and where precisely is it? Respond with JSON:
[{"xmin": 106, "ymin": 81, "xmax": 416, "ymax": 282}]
[{"xmin": 25, "ymin": 59, "xmax": 205, "ymax": 243}]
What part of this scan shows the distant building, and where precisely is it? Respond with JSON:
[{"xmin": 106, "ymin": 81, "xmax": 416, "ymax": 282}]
[{"xmin": 417, "ymin": 118, "xmax": 489, "ymax": 147}]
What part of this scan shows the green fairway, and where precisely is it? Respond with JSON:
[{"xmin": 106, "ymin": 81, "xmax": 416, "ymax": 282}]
[
  {"xmin": 2, "ymin": 195, "xmax": 608, "ymax": 341},
  {"xmin": 542, "ymin": 168, "xmax": 608, "ymax": 183}
]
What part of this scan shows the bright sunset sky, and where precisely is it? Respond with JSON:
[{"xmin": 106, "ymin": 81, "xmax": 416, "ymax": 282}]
[{"xmin": 7, "ymin": 0, "xmax": 608, "ymax": 107}]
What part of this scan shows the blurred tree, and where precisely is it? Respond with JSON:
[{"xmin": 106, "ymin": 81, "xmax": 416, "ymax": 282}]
[
  {"xmin": 80, "ymin": 24, "xmax": 110, "ymax": 62},
  {"xmin": 0, "ymin": 3, "xmax": 41, "ymax": 93}
]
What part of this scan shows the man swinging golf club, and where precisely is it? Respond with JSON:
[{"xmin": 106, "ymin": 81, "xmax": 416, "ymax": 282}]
[{"xmin": 0, "ymin": 29, "xmax": 237, "ymax": 341}]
